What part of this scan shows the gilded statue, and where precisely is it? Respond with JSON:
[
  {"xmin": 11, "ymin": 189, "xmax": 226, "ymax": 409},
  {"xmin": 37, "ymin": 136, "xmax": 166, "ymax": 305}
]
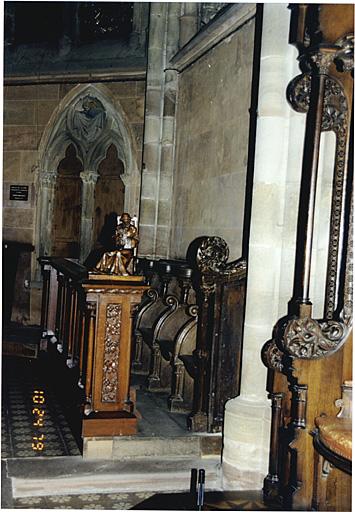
[{"xmin": 85, "ymin": 212, "xmax": 139, "ymax": 276}]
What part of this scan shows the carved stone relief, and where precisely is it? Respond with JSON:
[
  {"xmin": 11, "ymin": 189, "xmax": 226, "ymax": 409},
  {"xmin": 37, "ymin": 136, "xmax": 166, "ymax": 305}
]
[{"xmin": 67, "ymin": 95, "xmax": 107, "ymax": 150}]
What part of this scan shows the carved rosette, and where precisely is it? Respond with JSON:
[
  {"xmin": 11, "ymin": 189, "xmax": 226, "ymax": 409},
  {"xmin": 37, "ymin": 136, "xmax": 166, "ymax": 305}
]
[
  {"xmin": 101, "ymin": 304, "xmax": 121, "ymax": 403},
  {"xmin": 283, "ymin": 317, "xmax": 347, "ymax": 359}
]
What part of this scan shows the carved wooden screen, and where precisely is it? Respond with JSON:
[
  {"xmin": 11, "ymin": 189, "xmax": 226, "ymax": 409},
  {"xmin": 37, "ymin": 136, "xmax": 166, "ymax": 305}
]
[{"xmin": 52, "ymin": 144, "xmax": 83, "ymax": 258}]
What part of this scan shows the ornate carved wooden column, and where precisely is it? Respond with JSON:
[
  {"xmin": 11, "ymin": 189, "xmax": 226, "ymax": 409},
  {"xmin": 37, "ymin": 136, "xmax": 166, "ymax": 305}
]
[{"xmin": 262, "ymin": 5, "xmax": 353, "ymax": 510}]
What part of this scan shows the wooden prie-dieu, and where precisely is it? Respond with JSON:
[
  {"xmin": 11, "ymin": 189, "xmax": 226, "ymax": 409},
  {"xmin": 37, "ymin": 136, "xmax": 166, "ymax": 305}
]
[{"xmin": 39, "ymin": 257, "xmax": 148, "ymax": 437}]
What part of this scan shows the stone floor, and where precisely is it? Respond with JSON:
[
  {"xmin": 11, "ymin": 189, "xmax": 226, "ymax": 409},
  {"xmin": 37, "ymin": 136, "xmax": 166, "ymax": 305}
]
[{"xmin": 1, "ymin": 332, "xmax": 282, "ymax": 510}]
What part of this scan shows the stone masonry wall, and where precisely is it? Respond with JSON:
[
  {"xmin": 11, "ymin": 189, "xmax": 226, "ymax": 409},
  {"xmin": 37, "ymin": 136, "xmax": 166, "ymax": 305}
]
[
  {"xmin": 3, "ymin": 80, "xmax": 145, "ymax": 324},
  {"xmin": 170, "ymin": 18, "xmax": 255, "ymax": 261}
]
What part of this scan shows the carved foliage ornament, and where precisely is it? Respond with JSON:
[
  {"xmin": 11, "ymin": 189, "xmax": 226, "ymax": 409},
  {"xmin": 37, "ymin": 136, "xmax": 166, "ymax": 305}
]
[
  {"xmin": 196, "ymin": 237, "xmax": 229, "ymax": 274},
  {"xmin": 284, "ymin": 317, "xmax": 347, "ymax": 359},
  {"xmin": 261, "ymin": 338, "xmax": 284, "ymax": 372},
  {"xmin": 101, "ymin": 303, "xmax": 121, "ymax": 402},
  {"xmin": 196, "ymin": 236, "xmax": 247, "ymax": 280},
  {"xmin": 334, "ymin": 34, "xmax": 354, "ymax": 73},
  {"xmin": 287, "ymin": 74, "xmax": 347, "ymax": 133}
]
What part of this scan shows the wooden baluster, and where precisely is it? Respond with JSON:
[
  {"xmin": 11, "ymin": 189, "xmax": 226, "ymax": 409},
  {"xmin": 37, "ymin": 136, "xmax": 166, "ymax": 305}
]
[
  {"xmin": 188, "ymin": 284, "xmax": 214, "ymax": 432},
  {"xmin": 263, "ymin": 392, "xmax": 284, "ymax": 502},
  {"xmin": 84, "ymin": 302, "xmax": 96, "ymax": 414},
  {"xmin": 285, "ymin": 384, "xmax": 308, "ymax": 510},
  {"xmin": 40, "ymin": 264, "xmax": 51, "ymax": 336},
  {"xmin": 62, "ymin": 279, "xmax": 72, "ymax": 358},
  {"xmin": 73, "ymin": 289, "xmax": 80, "ymax": 364},
  {"xmin": 78, "ymin": 304, "xmax": 86, "ymax": 390},
  {"xmin": 67, "ymin": 284, "xmax": 76, "ymax": 363},
  {"xmin": 55, "ymin": 272, "xmax": 65, "ymax": 350}
]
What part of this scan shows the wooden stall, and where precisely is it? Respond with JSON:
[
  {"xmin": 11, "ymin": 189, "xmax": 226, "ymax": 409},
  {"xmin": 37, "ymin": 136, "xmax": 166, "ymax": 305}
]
[{"xmin": 262, "ymin": 5, "xmax": 353, "ymax": 510}]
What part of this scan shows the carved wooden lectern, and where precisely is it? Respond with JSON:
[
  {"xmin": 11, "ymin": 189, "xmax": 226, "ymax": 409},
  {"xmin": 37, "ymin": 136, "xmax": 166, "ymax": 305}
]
[
  {"xmin": 81, "ymin": 274, "xmax": 148, "ymax": 437},
  {"xmin": 39, "ymin": 257, "xmax": 148, "ymax": 438}
]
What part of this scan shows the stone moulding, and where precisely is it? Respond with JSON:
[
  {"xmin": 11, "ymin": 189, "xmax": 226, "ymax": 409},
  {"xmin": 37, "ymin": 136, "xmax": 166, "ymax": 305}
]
[{"xmin": 169, "ymin": 3, "xmax": 256, "ymax": 73}]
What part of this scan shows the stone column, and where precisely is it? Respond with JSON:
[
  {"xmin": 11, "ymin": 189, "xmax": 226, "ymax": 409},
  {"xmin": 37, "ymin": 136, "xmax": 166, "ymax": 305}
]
[
  {"xmin": 80, "ymin": 171, "xmax": 99, "ymax": 263},
  {"xmin": 129, "ymin": 3, "xmax": 149, "ymax": 49},
  {"xmin": 222, "ymin": 4, "xmax": 305, "ymax": 490},
  {"xmin": 139, "ymin": 3, "xmax": 180, "ymax": 258},
  {"xmin": 179, "ymin": 3, "xmax": 198, "ymax": 48},
  {"xmin": 39, "ymin": 171, "xmax": 58, "ymax": 258}
]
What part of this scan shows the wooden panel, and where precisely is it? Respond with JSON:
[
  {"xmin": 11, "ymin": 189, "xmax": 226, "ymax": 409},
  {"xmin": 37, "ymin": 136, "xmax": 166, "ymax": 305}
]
[
  {"xmin": 82, "ymin": 411, "xmax": 137, "ymax": 436},
  {"xmin": 52, "ymin": 144, "xmax": 83, "ymax": 258},
  {"xmin": 93, "ymin": 144, "xmax": 125, "ymax": 244}
]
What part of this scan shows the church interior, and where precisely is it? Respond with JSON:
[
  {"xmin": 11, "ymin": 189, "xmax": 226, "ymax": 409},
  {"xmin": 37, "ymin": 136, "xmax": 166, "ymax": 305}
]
[{"xmin": 2, "ymin": 2, "xmax": 353, "ymax": 510}]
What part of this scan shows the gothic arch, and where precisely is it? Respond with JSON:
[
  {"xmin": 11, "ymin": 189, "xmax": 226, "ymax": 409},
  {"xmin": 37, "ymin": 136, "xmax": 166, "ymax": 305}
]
[{"xmin": 35, "ymin": 83, "xmax": 142, "ymax": 264}]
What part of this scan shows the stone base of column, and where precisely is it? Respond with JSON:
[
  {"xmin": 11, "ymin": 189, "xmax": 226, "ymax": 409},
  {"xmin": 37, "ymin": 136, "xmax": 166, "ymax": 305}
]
[{"xmin": 222, "ymin": 395, "xmax": 271, "ymax": 490}]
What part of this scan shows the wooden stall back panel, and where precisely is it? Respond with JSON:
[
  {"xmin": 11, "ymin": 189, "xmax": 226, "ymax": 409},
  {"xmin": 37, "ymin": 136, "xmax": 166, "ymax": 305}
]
[
  {"xmin": 93, "ymin": 144, "xmax": 125, "ymax": 245},
  {"xmin": 341, "ymin": 330, "xmax": 352, "ymax": 381},
  {"xmin": 209, "ymin": 278, "xmax": 245, "ymax": 431},
  {"xmin": 52, "ymin": 175, "xmax": 82, "ymax": 258}
]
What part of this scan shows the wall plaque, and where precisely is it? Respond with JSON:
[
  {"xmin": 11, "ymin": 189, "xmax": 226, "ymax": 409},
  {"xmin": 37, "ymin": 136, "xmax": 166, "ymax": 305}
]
[{"xmin": 10, "ymin": 185, "xmax": 29, "ymax": 201}]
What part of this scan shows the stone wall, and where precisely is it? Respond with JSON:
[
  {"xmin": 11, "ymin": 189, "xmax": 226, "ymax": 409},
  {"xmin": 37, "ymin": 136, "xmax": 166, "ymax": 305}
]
[
  {"xmin": 3, "ymin": 80, "xmax": 145, "ymax": 324},
  {"xmin": 170, "ymin": 17, "xmax": 255, "ymax": 261}
]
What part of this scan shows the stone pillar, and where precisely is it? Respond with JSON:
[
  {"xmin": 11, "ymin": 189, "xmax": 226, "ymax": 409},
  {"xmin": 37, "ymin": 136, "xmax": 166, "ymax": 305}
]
[
  {"xmin": 139, "ymin": 3, "xmax": 180, "ymax": 258},
  {"xmin": 39, "ymin": 171, "xmax": 58, "ymax": 258},
  {"xmin": 80, "ymin": 171, "xmax": 99, "ymax": 263},
  {"xmin": 222, "ymin": 4, "xmax": 304, "ymax": 490},
  {"xmin": 129, "ymin": 3, "xmax": 149, "ymax": 49},
  {"xmin": 179, "ymin": 3, "xmax": 198, "ymax": 48}
]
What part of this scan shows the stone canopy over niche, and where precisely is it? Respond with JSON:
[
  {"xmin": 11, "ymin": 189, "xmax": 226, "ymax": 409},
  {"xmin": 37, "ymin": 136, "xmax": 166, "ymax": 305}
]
[{"xmin": 36, "ymin": 83, "xmax": 141, "ymax": 264}]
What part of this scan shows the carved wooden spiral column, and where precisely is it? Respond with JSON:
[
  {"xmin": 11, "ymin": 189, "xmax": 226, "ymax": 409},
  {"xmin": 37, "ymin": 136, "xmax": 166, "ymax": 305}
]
[{"xmin": 262, "ymin": 5, "xmax": 353, "ymax": 510}]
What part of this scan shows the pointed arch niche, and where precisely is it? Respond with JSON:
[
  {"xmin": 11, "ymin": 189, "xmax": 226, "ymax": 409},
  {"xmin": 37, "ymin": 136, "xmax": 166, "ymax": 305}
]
[{"xmin": 36, "ymin": 83, "xmax": 141, "ymax": 264}]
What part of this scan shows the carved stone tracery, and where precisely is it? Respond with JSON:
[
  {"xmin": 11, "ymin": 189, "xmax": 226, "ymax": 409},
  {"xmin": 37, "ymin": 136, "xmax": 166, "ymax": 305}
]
[{"xmin": 101, "ymin": 303, "xmax": 121, "ymax": 402}]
